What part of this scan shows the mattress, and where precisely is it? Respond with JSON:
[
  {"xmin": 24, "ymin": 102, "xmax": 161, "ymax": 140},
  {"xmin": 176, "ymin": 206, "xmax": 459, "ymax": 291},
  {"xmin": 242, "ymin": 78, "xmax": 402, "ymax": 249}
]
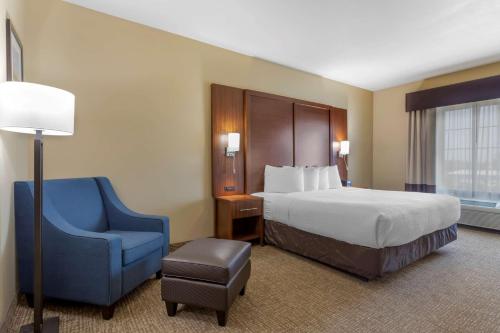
[{"xmin": 252, "ymin": 187, "xmax": 460, "ymax": 248}]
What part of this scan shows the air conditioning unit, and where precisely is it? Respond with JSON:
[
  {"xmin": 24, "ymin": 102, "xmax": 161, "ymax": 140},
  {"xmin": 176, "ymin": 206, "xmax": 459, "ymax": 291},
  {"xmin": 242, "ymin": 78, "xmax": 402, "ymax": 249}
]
[{"xmin": 459, "ymin": 204, "xmax": 500, "ymax": 231}]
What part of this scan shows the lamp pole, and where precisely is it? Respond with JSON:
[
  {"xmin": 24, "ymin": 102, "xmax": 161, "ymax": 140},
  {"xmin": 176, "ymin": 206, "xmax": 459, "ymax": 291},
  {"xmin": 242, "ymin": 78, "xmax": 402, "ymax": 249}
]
[
  {"xmin": 21, "ymin": 130, "xmax": 59, "ymax": 333},
  {"xmin": 33, "ymin": 130, "xmax": 43, "ymax": 332}
]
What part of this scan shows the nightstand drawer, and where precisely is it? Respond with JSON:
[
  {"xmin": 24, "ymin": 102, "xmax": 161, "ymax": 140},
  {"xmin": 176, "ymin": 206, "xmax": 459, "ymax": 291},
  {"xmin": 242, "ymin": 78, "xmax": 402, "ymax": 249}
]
[{"xmin": 233, "ymin": 200, "xmax": 262, "ymax": 218}]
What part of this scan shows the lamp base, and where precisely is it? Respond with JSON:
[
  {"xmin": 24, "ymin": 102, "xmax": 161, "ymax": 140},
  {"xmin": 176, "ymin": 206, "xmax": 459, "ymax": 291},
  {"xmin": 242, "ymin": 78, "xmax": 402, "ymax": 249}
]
[{"xmin": 20, "ymin": 317, "xmax": 59, "ymax": 333}]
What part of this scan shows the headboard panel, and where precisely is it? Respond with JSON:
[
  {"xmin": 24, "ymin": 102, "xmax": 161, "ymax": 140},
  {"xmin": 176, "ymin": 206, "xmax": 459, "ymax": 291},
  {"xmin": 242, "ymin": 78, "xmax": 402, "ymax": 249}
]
[
  {"xmin": 245, "ymin": 92, "xmax": 294, "ymax": 194},
  {"xmin": 330, "ymin": 107, "xmax": 348, "ymax": 180},
  {"xmin": 294, "ymin": 103, "xmax": 331, "ymax": 167},
  {"xmin": 211, "ymin": 84, "xmax": 245, "ymax": 197},
  {"xmin": 211, "ymin": 84, "xmax": 348, "ymax": 197}
]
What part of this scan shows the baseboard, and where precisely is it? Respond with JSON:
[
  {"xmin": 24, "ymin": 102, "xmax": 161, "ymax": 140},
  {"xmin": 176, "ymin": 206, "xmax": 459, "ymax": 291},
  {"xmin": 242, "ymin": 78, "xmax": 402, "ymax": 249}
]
[
  {"xmin": 0, "ymin": 294, "xmax": 17, "ymax": 333},
  {"xmin": 169, "ymin": 241, "xmax": 187, "ymax": 252}
]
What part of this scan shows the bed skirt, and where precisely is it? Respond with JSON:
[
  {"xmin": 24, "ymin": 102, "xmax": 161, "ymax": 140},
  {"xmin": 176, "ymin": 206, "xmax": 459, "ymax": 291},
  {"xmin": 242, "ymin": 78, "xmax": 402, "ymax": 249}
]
[{"xmin": 264, "ymin": 220, "xmax": 458, "ymax": 280}]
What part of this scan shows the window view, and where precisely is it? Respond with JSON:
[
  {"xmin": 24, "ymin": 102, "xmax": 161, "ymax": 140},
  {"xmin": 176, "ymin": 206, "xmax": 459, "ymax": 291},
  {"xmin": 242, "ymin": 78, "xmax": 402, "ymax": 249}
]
[{"xmin": 436, "ymin": 98, "xmax": 500, "ymax": 208}]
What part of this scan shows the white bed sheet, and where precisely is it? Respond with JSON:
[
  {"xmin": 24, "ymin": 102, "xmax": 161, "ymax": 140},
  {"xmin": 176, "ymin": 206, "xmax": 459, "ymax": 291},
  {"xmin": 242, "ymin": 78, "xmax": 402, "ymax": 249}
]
[{"xmin": 252, "ymin": 187, "xmax": 460, "ymax": 248}]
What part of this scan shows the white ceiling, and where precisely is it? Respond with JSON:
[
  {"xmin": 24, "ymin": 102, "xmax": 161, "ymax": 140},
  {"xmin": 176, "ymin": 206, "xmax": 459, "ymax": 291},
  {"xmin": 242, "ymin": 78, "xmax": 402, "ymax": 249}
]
[{"xmin": 65, "ymin": 0, "xmax": 500, "ymax": 91}]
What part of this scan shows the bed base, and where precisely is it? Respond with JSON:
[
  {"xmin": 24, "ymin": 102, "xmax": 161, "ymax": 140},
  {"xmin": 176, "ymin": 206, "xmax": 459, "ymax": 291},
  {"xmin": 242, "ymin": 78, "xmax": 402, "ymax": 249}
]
[{"xmin": 264, "ymin": 220, "xmax": 458, "ymax": 280}]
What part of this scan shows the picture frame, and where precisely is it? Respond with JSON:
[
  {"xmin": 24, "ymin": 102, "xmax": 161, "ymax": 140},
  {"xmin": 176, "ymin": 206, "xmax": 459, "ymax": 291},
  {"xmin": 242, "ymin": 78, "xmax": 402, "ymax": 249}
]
[{"xmin": 6, "ymin": 18, "xmax": 23, "ymax": 81}]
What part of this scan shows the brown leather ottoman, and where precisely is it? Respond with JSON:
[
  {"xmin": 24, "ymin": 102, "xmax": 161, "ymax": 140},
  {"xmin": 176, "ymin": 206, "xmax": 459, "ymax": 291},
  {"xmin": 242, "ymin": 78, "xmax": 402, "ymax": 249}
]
[{"xmin": 161, "ymin": 238, "xmax": 251, "ymax": 326}]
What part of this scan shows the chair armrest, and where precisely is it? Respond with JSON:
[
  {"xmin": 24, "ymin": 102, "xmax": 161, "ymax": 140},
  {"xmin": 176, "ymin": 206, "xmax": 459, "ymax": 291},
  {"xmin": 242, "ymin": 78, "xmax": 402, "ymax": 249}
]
[
  {"xmin": 42, "ymin": 201, "xmax": 123, "ymax": 305},
  {"xmin": 95, "ymin": 177, "xmax": 170, "ymax": 256}
]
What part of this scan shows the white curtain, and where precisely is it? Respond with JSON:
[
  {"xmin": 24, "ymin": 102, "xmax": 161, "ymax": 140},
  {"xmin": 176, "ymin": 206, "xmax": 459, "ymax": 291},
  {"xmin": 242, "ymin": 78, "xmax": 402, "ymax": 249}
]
[{"xmin": 436, "ymin": 98, "xmax": 500, "ymax": 202}]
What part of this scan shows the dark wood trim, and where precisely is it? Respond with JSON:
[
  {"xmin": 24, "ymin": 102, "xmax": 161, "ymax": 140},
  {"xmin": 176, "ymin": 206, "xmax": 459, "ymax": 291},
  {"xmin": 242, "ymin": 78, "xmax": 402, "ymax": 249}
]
[
  {"xmin": 245, "ymin": 89, "xmax": 332, "ymax": 110},
  {"xmin": 406, "ymin": 74, "xmax": 500, "ymax": 112},
  {"xmin": 212, "ymin": 84, "xmax": 348, "ymax": 196},
  {"xmin": 211, "ymin": 84, "xmax": 245, "ymax": 197},
  {"xmin": 330, "ymin": 108, "xmax": 348, "ymax": 180},
  {"xmin": 6, "ymin": 18, "xmax": 23, "ymax": 81}
]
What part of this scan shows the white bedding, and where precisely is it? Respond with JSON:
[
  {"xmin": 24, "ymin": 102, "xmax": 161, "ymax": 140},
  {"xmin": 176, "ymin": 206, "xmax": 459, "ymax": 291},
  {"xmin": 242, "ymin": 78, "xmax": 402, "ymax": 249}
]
[{"xmin": 252, "ymin": 187, "xmax": 460, "ymax": 248}]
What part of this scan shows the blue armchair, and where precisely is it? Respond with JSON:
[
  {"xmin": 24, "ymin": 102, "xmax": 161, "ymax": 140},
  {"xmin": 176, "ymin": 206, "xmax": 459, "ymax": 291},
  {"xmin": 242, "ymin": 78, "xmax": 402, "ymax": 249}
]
[{"xmin": 15, "ymin": 177, "xmax": 169, "ymax": 319}]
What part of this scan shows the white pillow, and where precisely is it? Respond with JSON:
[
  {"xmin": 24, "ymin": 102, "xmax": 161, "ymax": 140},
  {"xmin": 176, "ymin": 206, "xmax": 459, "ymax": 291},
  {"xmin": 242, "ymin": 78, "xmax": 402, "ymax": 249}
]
[
  {"xmin": 328, "ymin": 165, "xmax": 343, "ymax": 189},
  {"xmin": 264, "ymin": 165, "xmax": 304, "ymax": 193},
  {"xmin": 317, "ymin": 167, "xmax": 330, "ymax": 190},
  {"xmin": 302, "ymin": 167, "xmax": 319, "ymax": 191}
]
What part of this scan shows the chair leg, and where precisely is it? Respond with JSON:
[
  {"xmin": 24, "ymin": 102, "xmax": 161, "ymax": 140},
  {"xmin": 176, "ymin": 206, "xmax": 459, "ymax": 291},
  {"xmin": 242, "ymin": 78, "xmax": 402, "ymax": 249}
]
[
  {"xmin": 102, "ymin": 304, "xmax": 115, "ymax": 320},
  {"xmin": 25, "ymin": 293, "xmax": 34, "ymax": 308},
  {"xmin": 165, "ymin": 302, "xmax": 177, "ymax": 316},
  {"xmin": 239, "ymin": 285, "xmax": 246, "ymax": 296},
  {"xmin": 156, "ymin": 270, "xmax": 162, "ymax": 279},
  {"xmin": 216, "ymin": 310, "xmax": 228, "ymax": 327}
]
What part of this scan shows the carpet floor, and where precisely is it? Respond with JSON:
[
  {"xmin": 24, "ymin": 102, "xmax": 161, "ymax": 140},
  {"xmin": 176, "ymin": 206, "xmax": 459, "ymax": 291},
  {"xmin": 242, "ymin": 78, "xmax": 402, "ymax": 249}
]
[{"xmin": 7, "ymin": 226, "xmax": 500, "ymax": 333}]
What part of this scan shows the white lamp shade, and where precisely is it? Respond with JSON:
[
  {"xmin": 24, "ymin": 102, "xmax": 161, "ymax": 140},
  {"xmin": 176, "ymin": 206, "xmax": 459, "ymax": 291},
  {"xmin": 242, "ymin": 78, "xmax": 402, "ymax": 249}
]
[
  {"xmin": 0, "ymin": 82, "xmax": 75, "ymax": 136},
  {"xmin": 227, "ymin": 132, "xmax": 240, "ymax": 151},
  {"xmin": 340, "ymin": 140, "xmax": 349, "ymax": 155}
]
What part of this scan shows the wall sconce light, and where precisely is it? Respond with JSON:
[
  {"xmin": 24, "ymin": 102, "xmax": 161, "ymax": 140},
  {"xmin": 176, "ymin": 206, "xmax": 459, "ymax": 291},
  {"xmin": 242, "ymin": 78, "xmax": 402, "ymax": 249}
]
[
  {"xmin": 226, "ymin": 132, "xmax": 240, "ymax": 157},
  {"xmin": 339, "ymin": 140, "xmax": 349, "ymax": 156},
  {"xmin": 333, "ymin": 140, "xmax": 349, "ymax": 171},
  {"xmin": 226, "ymin": 132, "xmax": 240, "ymax": 174}
]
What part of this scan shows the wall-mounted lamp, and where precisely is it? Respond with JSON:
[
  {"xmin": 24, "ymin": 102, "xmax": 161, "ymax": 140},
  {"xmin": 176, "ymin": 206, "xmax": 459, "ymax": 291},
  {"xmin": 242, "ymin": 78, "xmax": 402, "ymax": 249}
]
[
  {"xmin": 339, "ymin": 140, "xmax": 349, "ymax": 172},
  {"xmin": 226, "ymin": 132, "xmax": 240, "ymax": 174},
  {"xmin": 339, "ymin": 140, "xmax": 350, "ymax": 156},
  {"xmin": 226, "ymin": 132, "xmax": 240, "ymax": 157}
]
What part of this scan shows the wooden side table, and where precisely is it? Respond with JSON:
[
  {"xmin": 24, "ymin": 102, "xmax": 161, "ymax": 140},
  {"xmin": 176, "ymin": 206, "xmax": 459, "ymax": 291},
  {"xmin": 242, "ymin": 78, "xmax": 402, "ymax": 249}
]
[{"xmin": 216, "ymin": 195, "xmax": 264, "ymax": 245}]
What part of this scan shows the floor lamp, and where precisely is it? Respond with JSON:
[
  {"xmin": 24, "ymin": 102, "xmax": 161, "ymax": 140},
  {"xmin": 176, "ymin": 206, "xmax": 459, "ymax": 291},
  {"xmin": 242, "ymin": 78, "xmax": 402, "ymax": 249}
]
[{"xmin": 0, "ymin": 82, "xmax": 75, "ymax": 333}]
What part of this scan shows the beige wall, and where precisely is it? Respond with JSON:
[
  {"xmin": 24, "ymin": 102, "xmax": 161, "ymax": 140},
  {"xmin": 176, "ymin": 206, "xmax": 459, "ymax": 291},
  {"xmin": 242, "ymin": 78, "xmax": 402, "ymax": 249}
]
[
  {"xmin": 0, "ymin": 0, "xmax": 29, "ymax": 329},
  {"xmin": 373, "ymin": 62, "xmax": 500, "ymax": 190},
  {"xmin": 22, "ymin": 0, "xmax": 373, "ymax": 244}
]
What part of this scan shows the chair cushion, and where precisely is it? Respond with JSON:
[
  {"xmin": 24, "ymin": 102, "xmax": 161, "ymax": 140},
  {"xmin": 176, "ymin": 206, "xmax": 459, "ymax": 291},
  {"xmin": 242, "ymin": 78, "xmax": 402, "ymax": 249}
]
[
  {"xmin": 162, "ymin": 238, "xmax": 251, "ymax": 285},
  {"xmin": 45, "ymin": 178, "xmax": 108, "ymax": 232},
  {"xmin": 105, "ymin": 230, "xmax": 164, "ymax": 266}
]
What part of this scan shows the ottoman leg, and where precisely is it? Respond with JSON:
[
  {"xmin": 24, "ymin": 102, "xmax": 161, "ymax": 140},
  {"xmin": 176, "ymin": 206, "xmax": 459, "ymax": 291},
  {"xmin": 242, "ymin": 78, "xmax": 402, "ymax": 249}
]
[
  {"xmin": 25, "ymin": 293, "xmax": 34, "ymax": 308},
  {"xmin": 156, "ymin": 270, "xmax": 162, "ymax": 279},
  {"xmin": 239, "ymin": 285, "xmax": 246, "ymax": 296},
  {"xmin": 216, "ymin": 310, "xmax": 228, "ymax": 327},
  {"xmin": 165, "ymin": 302, "xmax": 177, "ymax": 316}
]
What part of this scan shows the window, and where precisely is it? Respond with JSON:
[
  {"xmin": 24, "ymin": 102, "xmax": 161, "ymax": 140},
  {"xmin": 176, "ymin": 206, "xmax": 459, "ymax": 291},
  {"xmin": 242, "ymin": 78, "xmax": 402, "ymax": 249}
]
[{"xmin": 436, "ymin": 98, "xmax": 500, "ymax": 206}]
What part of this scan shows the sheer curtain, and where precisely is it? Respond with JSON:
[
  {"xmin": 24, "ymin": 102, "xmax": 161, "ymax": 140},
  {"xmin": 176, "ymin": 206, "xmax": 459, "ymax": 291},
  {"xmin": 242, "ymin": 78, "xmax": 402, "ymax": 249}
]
[{"xmin": 436, "ymin": 98, "xmax": 500, "ymax": 202}]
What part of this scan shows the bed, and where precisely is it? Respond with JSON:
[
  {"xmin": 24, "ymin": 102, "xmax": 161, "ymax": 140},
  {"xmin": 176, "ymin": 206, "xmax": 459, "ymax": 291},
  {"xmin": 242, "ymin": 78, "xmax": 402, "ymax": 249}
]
[
  {"xmin": 253, "ymin": 188, "xmax": 460, "ymax": 279},
  {"xmin": 211, "ymin": 85, "xmax": 459, "ymax": 280}
]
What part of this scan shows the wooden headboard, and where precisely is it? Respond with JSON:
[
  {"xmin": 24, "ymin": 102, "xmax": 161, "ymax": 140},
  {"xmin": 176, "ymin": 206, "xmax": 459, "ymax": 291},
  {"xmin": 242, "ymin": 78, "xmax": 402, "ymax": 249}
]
[{"xmin": 212, "ymin": 84, "xmax": 347, "ymax": 197}]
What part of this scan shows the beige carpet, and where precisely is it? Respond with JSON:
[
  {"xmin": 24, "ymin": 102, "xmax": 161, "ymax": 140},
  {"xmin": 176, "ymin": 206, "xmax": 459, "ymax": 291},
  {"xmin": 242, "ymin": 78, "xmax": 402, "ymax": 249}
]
[{"xmin": 7, "ymin": 227, "xmax": 500, "ymax": 333}]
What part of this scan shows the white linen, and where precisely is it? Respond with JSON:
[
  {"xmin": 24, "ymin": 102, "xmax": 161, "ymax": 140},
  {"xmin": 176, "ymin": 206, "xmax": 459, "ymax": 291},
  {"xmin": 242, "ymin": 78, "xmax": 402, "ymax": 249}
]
[
  {"xmin": 253, "ymin": 187, "xmax": 460, "ymax": 248},
  {"xmin": 302, "ymin": 167, "xmax": 319, "ymax": 191},
  {"xmin": 317, "ymin": 167, "xmax": 330, "ymax": 190},
  {"xmin": 327, "ymin": 165, "xmax": 342, "ymax": 189},
  {"xmin": 264, "ymin": 165, "xmax": 304, "ymax": 193}
]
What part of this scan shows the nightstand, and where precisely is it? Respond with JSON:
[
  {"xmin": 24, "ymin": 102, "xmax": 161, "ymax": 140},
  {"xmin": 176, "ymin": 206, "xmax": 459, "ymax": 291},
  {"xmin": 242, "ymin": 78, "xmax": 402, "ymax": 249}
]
[{"xmin": 216, "ymin": 195, "xmax": 264, "ymax": 245}]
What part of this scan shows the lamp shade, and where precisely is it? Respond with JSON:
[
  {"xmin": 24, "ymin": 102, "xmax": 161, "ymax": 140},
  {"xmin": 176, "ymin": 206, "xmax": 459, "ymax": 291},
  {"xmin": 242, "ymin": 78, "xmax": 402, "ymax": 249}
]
[
  {"xmin": 227, "ymin": 132, "xmax": 240, "ymax": 151},
  {"xmin": 0, "ymin": 82, "xmax": 75, "ymax": 136},
  {"xmin": 340, "ymin": 140, "xmax": 350, "ymax": 155}
]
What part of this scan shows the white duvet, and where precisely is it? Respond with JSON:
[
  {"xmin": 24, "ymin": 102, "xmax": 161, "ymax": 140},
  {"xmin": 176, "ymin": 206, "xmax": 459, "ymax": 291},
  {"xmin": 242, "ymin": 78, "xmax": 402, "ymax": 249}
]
[{"xmin": 252, "ymin": 188, "xmax": 460, "ymax": 248}]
